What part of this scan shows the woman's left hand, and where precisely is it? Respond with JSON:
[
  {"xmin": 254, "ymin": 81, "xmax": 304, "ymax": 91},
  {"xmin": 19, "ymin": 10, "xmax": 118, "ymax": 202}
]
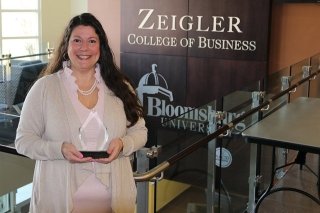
[{"xmin": 94, "ymin": 138, "xmax": 123, "ymax": 164}]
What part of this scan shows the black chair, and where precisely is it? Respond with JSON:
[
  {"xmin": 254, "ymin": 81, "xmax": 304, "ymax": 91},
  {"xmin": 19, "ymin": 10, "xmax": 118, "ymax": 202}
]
[{"xmin": 13, "ymin": 62, "xmax": 47, "ymax": 105}]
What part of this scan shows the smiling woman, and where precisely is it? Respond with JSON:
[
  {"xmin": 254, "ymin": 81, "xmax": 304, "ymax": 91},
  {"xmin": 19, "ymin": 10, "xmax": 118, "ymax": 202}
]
[{"xmin": 15, "ymin": 12, "xmax": 147, "ymax": 213}]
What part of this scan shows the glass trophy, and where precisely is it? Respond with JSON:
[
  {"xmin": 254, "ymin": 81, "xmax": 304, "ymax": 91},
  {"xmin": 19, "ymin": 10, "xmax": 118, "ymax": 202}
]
[{"xmin": 78, "ymin": 112, "xmax": 109, "ymax": 159}]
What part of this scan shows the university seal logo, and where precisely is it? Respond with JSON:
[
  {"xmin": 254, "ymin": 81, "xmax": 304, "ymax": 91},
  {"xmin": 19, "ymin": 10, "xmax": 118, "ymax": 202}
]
[{"xmin": 136, "ymin": 64, "xmax": 173, "ymax": 106}]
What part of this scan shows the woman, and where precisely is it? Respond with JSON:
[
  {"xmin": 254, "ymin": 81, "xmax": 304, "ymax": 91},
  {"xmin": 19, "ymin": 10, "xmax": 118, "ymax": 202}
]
[{"xmin": 15, "ymin": 13, "xmax": 147, "ymax": 213}]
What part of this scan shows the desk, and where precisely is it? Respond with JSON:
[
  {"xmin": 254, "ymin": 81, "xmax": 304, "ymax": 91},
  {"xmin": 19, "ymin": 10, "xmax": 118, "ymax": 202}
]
[
  {"xmin": 0, "ymin": 106, "xmax": 20, "ymax": 155},
  {"xmin": 242, "ymin": 97, "xmax": 320, "ymax": 212},
  {"xmin": 0, "ymin": 107, "xmax": 34, "ymax": 196}
]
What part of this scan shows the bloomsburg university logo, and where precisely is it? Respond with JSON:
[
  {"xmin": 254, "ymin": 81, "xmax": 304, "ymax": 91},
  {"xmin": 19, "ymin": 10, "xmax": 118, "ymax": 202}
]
[
  {"xmin": 136, "ymin": 63, "xmax": 215, "ymax": 133},
  {"xmin": 135, "ymin": 63, "xmax": 247, "ymax": 134}
]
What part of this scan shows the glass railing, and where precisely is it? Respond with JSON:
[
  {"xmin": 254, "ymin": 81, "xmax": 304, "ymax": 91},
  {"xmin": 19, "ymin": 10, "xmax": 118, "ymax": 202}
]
[
  {"xmin": 139, "ymin": 52, "xmax": 320, "ymax": 213},
  {"xmin": 0, "ymin": 52, "xmax": 319, "ymax": 213},
  {"xmin": 144, "ymin": 80, "xmax": 261, "ymax": 213},
  {"xmin": 154, "ymin": 100, "xmax": 217, "ymax": 212}
]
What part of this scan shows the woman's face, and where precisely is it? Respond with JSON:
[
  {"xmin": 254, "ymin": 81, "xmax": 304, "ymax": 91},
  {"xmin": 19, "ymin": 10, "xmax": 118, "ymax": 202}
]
[{"xmin": 67, "ymin": 25, "xmax": 100, "ymax": 73}]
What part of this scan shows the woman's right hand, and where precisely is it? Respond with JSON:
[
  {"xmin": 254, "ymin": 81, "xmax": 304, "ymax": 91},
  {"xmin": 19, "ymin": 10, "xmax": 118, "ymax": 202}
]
[{"xmin": 61, "ymin": 142, "xmax": 93, "ymax": 163}]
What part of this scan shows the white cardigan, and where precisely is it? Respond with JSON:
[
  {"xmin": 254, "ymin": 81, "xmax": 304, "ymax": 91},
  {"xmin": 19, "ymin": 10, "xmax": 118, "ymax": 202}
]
[{"xmin": 15, "ymin": 73, "xmax": 148, "ymax": 213}]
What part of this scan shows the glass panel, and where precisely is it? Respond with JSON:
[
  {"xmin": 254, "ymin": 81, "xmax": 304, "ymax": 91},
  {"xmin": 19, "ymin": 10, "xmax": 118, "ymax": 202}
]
[
  {"xmin": 258, "ymin": 67, "xmax": 292, "ymax": 198},
  {"xmin": 155, "ymin": 101, "xmax": 216, "ymax": 212},
  {"xmin": 1, "ymin": 0, "xmax": 38, "ymax": 10},
  {"xmin": 289, "ymin": 59, "xmax": 310, "ymax": 101},
  {"xmin": 309, "ymin": 53, "xmax": 320, "ymax": 98},
  {"xmin": 218, "ymin": 80, "xmax": 261, "ymax": 212},
  {"xmin": 2, "ymin": 38, "xmax": 39, "ymax": 56},
  {"xmin": 263, "ymin": 67, "xmax": 290, "ymax": 117},
  {"xmin": 2, "ymin": 12, "xmax": 38, "ymax": 37}
]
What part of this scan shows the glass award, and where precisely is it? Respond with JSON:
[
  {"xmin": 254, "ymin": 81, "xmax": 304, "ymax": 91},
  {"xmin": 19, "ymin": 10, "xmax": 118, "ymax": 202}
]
[{"xmin": 78, "ymin": 111, "xmax": 109, "ymax": 159}]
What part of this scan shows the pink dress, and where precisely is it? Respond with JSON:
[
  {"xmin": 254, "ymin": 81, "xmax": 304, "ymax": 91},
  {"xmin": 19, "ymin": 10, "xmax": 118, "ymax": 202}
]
[{"xmin": 59, "ymin": 64, "xmax": 112, "ymax": 213}]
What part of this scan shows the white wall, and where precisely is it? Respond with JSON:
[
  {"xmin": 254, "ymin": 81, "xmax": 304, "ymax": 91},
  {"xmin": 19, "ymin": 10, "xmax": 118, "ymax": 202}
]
[
  {"xmin": 88, "ymin": 0, "xmax": 121, "ymax": 66},
  {"xmin": 70, "ymin": 0, "xmax": 88, "ymax": 17},
  {"xmin": 41, "ymin": 0, "xmax": 88, "ymax": 50}
]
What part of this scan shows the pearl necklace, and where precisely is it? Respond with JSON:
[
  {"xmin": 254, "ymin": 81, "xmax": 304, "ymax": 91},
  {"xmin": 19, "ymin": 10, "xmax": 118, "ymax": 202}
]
[{"xmin": 78, "ymin": 79, "xmax": 98, "ymax": 96}]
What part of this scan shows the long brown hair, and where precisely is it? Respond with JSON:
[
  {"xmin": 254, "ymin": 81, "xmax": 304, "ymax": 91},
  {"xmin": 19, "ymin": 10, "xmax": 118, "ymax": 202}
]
[{"xmin": 42, "ymin": 13, "xmax": 143, "ymax": 126}]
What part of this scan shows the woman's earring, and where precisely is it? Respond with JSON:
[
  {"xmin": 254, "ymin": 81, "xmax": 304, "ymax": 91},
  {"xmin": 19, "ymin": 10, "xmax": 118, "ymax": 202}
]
[
  {"xmin": 63, "ymin": 53, "xmax": 69, "ymax": 61},
  {"xmin": 62, "ymin": 60, "xmax": 71, "ymax": 69}
]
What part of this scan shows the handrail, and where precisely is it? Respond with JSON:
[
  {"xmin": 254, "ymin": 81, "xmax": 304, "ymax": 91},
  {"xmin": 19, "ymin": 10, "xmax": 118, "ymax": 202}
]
[
  {"xmin": 133, "ymin": 67, "xmax": 320, "ymax": 182},
  {"xmin": 0, "ymin": 51, "xmax": 53, "ymax": 61}
]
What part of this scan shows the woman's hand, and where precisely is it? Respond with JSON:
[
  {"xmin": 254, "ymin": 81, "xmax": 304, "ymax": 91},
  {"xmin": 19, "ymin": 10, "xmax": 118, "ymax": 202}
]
[
  {"xmin": 61, "ymin": 142, "xmax": 93, "ymax": 163},
  {"xmin": 95, "ymin": 138, "xmax": 123, "ymax": 164}
]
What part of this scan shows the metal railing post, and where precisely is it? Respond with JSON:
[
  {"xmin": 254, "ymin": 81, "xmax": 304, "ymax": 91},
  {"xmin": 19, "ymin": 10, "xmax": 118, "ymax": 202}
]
[
  {"xmin": 247, "ymin": 91, "xmax": 264, "ymax": 213},
  {"xmin": 136, "ymin": 148, "xmax": 151, "ymax": 213},
  {"xmin": 136, "ymin": 146, "xmax": 161, "ymax": 213},
  {"xmin": 275, "ymin": 76, "xmax": 292, "ymax": 179},
  {"xmin": 206, "ymin": 109, "xmax": 219, "ymax": 213}
]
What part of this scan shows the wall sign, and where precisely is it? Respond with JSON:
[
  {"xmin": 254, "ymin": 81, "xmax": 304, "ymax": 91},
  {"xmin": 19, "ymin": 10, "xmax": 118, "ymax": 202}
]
[{"xmin": 121, "ymin": 0, "xmax": 271, "ymax": 137}]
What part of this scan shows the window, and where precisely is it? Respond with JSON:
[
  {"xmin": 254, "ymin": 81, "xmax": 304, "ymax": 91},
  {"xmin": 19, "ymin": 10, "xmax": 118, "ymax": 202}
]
[{"xmin": 0, "ymin": 0, "xmax": 40, "ymax": 56}]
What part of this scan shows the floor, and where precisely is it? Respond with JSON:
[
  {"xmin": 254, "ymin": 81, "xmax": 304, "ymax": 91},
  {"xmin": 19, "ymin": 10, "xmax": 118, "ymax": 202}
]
[{"xmin": 157, "ymin": 152, "xmax": 320, "ymax": 213}]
